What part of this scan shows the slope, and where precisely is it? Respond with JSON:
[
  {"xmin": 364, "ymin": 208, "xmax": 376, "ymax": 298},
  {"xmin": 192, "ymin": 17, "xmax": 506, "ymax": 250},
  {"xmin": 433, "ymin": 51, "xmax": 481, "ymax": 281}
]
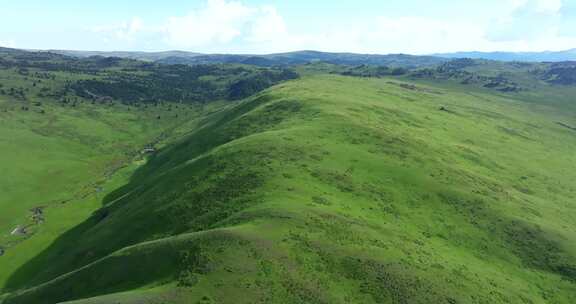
[
  {"xmin": 0, "ymin": 50, "xmax": 228, "ymax": 290},
  {"xmin": 2, "ymin": 75, "xmax": 576, "ymax": 303},
  {"xmin": 0, "ymin": 47, "xmax": 300, "ymax": 292},
  {"xmin": 0, "ymin": 83, "xmax": 210, "ymax": 286}
]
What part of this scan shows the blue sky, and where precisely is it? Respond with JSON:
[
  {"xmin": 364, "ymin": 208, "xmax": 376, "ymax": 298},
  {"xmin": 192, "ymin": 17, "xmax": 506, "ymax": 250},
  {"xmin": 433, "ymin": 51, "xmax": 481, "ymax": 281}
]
[{"xmin": 1, "ymin": 0, "xmax": 575, "ymax": 54}]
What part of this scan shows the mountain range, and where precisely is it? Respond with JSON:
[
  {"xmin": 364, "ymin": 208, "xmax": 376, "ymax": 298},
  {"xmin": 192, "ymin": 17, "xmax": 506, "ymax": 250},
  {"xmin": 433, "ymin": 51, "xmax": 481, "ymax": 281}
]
[
  {"xmin": 44, "ymin": 48, "xmax": 576, "ymax": 66},
  {"xmin": 433, "ymin": 49, "xmax": 576, "ymax": 62},
  {"xmin": 47, "ymin": 49, "xmax": 446, "ymax": 67}
]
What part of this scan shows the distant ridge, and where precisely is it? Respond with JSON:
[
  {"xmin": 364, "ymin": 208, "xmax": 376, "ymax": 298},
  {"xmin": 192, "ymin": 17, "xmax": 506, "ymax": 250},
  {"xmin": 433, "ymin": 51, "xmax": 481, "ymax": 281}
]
[
  {"xmin": 433, "ymin": 49, "xmax": 576, "ymax": 62},
  {"xmin": 45, "ymin": 49, "xmax": 204, "ymax": 61},
  {"xmin": 45, "ymin": 49, "xmax": 446, "ymax": 67},
  {"xmin": 8, "ymin": 46, "xmax": 576, "ymax": 65}
]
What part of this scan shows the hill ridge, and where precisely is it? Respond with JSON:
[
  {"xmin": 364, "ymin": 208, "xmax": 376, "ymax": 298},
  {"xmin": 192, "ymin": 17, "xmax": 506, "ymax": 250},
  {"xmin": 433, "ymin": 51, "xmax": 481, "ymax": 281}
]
[{"xmin": 2, "ymin": 75, "xmax": 576, "ymax": 303}]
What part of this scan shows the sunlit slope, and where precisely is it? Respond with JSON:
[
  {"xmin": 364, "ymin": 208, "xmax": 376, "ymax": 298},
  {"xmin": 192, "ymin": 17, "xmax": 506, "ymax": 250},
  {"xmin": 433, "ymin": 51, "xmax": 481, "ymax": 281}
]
[
  {"xmin": 0, "ymin": 102, "xmax": 151, "ymax": 234},
  {"xmin": 0, "ymin": 97, "xmax": 204, "ymax": 289},
  {"xmin": 3, "ymin": 75, "xmax": 576, "ymax": 303}
]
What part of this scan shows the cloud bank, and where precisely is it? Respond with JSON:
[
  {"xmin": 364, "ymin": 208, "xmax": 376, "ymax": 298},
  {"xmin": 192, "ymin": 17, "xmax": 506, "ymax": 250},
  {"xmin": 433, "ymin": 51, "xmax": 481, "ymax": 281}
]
[{"xmin": 90, "ymin": 0, "xmax": 576, "ymax": 54}]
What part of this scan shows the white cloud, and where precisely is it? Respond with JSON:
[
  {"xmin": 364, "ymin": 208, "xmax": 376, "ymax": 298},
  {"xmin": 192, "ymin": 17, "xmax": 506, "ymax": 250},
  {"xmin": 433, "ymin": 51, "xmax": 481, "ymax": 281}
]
[
  {"xmin": 249, "ymin": 17, "xmax": 490, "ymax": 54},
  {"xmin": 162, "ymin": 0, "xmax": 254, "ymax": 48},
  {"xmin": 368, "ymin": 17, "xmax": 486, "ymax": 54},
  {"xmin": 92, "ymin": 0, "xmax": 293, "ymax": 52},
  {"xmin": 0, "ymin": 39, "xmax": 16, "ymax": 48},
  {"xmin": 486, "ymin": 0, "xmax": 561, "ymax": 42},
  {"xmin": 92, "ymin": 17, "xmax": 145, "ymax": 41},
  {"xmin": 89, "ymin": 0, "xmax": 576, "ymax": 54},
  {"xmin": 559, "ymin": 2, "xmax": 576, "ymax": 36},
  {"xmin": 247, "ymin": 6, "xmax": 287, "ymax": 43},
  {"xmin": 510, "ymin": 0, "xmax": 563, "ymax": 13}
]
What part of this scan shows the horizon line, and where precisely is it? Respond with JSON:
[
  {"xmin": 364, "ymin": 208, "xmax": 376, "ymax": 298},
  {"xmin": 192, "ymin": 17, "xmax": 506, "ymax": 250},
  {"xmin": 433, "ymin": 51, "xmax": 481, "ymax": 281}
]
[{"xmin": 3, "ymin": 46, "xmax": 576, "ymax": 57}]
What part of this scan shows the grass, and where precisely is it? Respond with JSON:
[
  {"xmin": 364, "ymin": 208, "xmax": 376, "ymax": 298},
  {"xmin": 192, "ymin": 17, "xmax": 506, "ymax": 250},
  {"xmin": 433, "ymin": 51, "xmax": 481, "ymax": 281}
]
[
  {"xmin": 2, "ymin": 74, "xmax": 576, "ymax": 303},
  {"xmin": 0, "ymin": 65, "xmax": 211, "ymax": 291}
]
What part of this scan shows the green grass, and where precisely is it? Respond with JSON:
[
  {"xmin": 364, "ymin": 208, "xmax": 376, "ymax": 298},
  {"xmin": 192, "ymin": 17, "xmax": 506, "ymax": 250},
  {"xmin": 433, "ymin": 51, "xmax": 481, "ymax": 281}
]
[
  {"xmin": 0, "ymin": 67, "xmax": 210, "ymax": 292},
  {"xmin": 2, "ymin": 74, "xmax": 576, "ymax": 303}
]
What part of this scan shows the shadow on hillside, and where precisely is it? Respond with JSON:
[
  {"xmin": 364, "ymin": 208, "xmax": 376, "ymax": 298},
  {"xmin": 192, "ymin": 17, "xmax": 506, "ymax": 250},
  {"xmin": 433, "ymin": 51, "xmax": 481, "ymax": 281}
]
[{"xmin": 1, "ymin": 94, "xmax": 279, "ymax": 298}]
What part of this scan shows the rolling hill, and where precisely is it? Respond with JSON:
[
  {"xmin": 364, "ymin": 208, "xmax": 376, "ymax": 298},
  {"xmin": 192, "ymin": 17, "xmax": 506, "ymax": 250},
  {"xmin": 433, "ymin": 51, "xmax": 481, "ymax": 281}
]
[
  {"xmin": 0, "ymin": 48, "xmax": 298, "ymax": 302},
  {"xmin": 1, "ymin": 48, "xmax": 576, "ymax": 303},
  {"xmin": 2, "ymin": 71, "xmax": 576, "ymax": 302},
  {"xmin": 48, "ymin": 48, "xmax": 576, "ymax": 65},
  {"xmin": 46, "ymin": 49, "xmax": 447, "ymax": 68}
]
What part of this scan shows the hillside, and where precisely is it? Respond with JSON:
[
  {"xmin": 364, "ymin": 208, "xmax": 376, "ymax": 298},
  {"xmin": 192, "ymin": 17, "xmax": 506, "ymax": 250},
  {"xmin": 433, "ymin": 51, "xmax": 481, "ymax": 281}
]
[
  {"xmin": 2, "ymin": 74, "xmax": 576, "ymax": 303},
  {"xmin": 0, "ymin": 47, "xmax": 298, "ymax": 104},
  {"xmin": 299, "ymin": 59, "xmax": 576, "ymax": 111},
  {"xmin": 0, "ymin": 48, "xmax": 298, "ymax": 303},
  {"xmin": 0, "ymin": 57, "xmax": 216, "ymax": 291}
]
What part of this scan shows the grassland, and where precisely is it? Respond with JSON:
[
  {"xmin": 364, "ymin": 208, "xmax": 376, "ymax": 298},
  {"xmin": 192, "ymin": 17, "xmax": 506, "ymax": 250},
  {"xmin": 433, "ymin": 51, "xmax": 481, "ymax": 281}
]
[
  {"xmin": 2, "ymin": 73, "xmax": 575, "ymax": 303},
  {"xmin": 0, "ymin": 64, "xmax": 214, "ymax": 290}
]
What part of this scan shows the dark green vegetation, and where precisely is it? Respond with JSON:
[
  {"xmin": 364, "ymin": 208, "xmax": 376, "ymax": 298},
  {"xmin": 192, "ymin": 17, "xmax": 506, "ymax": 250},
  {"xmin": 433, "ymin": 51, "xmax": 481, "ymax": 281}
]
[
  {"xmin": 51, "ymin": 49, "xmax": 447, "ymax": 68},
  {"xmin": 535, "ymin": 61, "xmax": 576, "ymax": 85},
  {"xmin": 0, "ymin": 47, "xmax": 298, "ymax": 104},
  {"xmin": 300, "ymin": 58, "xmax": 576, "ymax": 95},
  {"xmin": 51, "ymin": 47, "xmax": 576, "ymax": 65},
  {"xmin": 46, "ymin": 50, "xmax": 203, "ymax": 62},
  {"xmin": 0, "ymin": 47, "xmax": 297, "ymax": 301},
  {"xmin": 1, "ymin": 48, "xmax": 576, "ymax": 303}
]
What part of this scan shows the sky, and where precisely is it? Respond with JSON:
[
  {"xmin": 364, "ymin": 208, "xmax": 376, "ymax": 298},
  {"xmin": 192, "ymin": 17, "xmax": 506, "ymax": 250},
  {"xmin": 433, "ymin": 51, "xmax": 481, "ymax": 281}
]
[{"xmin": 1, "ymin": 0, "xmax": 576, "ymax": 54}]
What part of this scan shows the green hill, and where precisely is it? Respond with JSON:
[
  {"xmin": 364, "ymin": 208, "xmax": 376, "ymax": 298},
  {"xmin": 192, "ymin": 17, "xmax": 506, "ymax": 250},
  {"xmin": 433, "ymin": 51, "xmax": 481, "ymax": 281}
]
[
  {"xmin": 0, "ymin": 48, "xmax": 296, "ymax": 297},
  {"xmin": 0, "ymin": 69, "xmax": 211, "ymax": 293},
  {"xmin": 2, "ymin": 73, "xmax": 576, "ymax": 303}
]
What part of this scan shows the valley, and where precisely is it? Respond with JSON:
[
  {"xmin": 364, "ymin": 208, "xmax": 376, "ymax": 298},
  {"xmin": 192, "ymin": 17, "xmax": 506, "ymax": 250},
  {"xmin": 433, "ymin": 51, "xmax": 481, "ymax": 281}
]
[{"xmin": 0, "ymin": 48, "xmax": 576, "ymax": 303}]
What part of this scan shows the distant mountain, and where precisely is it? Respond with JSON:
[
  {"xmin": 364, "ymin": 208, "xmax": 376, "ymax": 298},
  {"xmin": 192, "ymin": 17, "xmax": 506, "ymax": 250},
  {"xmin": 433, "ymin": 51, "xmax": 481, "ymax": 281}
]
[
  {"xmin": 46, "ymin": 49, "xmax": 447, "ymax": 68},
  {"xmin": 434, "ymin": 49, "xmax": 576, "ymax": 62},
  {"xmin": 28, "ymin": 48, "xmax": 576, "ymax": 65},
  {"xmin": 156, "ymin": 50, "xmax": 447, "ymax": 68},
  {"xmin": 46, "ymin": 50, "xmax": 203, "ymax": 61}
]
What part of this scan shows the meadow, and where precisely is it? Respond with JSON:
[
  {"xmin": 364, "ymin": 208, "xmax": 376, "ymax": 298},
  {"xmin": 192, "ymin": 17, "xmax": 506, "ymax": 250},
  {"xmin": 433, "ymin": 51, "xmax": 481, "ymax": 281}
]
[
  {"xmin": 0, "ymin": 65, "xmax": 211, "ymax": 289},
  {"xmin": 2, "ymin": 71, "xmax": 575, "ymax": 303}
]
